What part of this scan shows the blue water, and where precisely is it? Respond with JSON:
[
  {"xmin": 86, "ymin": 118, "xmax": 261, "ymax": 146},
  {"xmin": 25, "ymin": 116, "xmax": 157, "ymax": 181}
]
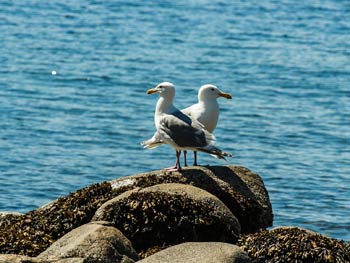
[{"xmin": 0, "ymin": 1, "xmax": 349, "ymax": 241}]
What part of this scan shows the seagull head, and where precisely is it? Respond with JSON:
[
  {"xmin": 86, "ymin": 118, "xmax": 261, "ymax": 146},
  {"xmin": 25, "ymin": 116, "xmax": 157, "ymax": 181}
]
[
  {"xmin": 147, "ymin": 82, "xmax": 175, "ymax": 97},
  {"xmin": 198, "ymin": 84, "xmax": 232, "ymax": 101}
]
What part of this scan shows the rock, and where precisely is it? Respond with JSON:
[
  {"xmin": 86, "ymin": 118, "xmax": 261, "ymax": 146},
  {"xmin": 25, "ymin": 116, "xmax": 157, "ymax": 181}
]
[
  {"xmin": 137, "ymin": 242, "xmax": 251, "ymax": 263},
  {"xmin": 0, "ymin": 165, "xmax": 271, "ymax": 257},
  {"xmin": 0, "ymin": 254, "xmax": 86, "ymax": 263},
  {"xmin": 0, "ymin": 254, "xmax": 37, "ymax": 263},
  {"xmin": 38, "ymin": 221, "xmax": 138, "ymax": 263},
  {"xmin": 93, "ymin": 183, "xmax": 241, "ymax": 254},
  {"xmin": 50, "ymin": 259, "xmax": 85, "ymax": 263},
  {"xmin": 0, "ymin": 212, "xmax": 23, "ymax": 229},
  {"xmin": 0, "ymin": 182, "xmax": 120, "ymax": 256},
  {"xmin": 238, "ymin": 226, "xmax": 350, "ymax": 263},
  {"xmin": 109, "ymin": 165, "xmax": 272, "ymax": 233},
  {"xmin": 0, "ymin": 255, "xmax": 88, "ymax": 263},
  {"xmin": 0, "ymin": 212, "xmax": 23, "ymax": 217}
]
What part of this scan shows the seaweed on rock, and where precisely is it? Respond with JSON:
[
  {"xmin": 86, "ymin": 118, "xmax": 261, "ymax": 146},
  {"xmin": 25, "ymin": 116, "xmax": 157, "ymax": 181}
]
[
  {"xmin": 0, "ymin": 182, "xmax": 117, "ymax": 256},
  {"xmin": 93, "ymin": 184, "xmax": 241, "ymax": 257},
  {"xmin": 238, "ymin": 227, "xmax": 350, "ymax": 263}
]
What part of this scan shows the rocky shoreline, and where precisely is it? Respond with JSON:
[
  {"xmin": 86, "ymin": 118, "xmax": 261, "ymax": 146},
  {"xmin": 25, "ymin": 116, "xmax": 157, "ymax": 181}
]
[{"xmin": 0, "ymin": 165, "xmax": 349, "ymax": 262}]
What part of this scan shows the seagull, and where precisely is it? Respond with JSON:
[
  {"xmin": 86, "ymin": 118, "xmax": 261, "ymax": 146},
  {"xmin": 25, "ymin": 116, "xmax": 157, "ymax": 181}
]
[
  {"xmin": 141, "ymin": 82, "xmax": 232, "ymax": 170},
  {"xmin": 181, "ymin": 84, "xmax": 232, "ymax": 166}
]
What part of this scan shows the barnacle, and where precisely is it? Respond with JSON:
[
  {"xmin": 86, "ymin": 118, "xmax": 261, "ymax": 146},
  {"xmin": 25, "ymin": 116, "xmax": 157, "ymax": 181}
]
[
  {"xmin": 238, "ymin": 227, "xmax": 350, "ymax": 263},
  {"xmin": 0, "ymin": 182, "xmax": 117, "ymax": 256}
]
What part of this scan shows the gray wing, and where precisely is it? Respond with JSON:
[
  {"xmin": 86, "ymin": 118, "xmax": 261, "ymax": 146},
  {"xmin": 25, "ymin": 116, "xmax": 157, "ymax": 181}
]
[{"xmin": 159, "ymin": 110, "xmax": 214, "ymax": 148}]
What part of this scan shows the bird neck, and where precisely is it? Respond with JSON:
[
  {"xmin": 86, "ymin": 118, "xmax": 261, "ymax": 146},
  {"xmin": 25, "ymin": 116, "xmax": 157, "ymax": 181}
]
[
  {"xmin": 154, "ymin": 96, "xmax": 176, "ymax": 129},
  {"xmin": 197, "ymin": 99, "xmax": 220, "ymax": 132},
  {"xmin": 198, "ymin": 97, "xmax": 219, "ymax": 109},
  {"xmin": 155, "ymin": 96, "xmax": 176, "ymax": 114}
]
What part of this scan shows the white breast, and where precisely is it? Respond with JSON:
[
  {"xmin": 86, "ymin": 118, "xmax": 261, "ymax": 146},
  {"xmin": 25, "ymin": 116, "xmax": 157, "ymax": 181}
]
[{"xmin": 182, "ymin": 100, "xmax": 219, "ymax": 133}]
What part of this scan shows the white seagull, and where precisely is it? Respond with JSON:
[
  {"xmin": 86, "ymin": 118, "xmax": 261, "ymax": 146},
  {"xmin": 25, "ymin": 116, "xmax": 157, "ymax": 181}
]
[
  {"xmin": 141, "ymin": 82, "xmax": 232, "ymax": 170},
  {"xmin": 181, "ymin": 84, "xmax": 232, "ymax": 166}
]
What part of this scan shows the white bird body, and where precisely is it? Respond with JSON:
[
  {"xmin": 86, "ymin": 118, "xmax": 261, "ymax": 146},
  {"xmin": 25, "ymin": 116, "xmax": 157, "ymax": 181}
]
[
  {"xmin": 181, "ymin": 84, "xmax": 232, "ymax": 165},
  {"xmin": 154, "ymin": 96, "xmax": 177, "ymax": 130},
  {"xmin": 142, "ymin": 82, "xmax": 231, "ymax": 170},
  {"xmin": 182, "ymin": 99, "xmax": 219, "ymax": 133},
  {"xmin": 182, "ymin": 84, "xmax": 232, "ymax": 132}
]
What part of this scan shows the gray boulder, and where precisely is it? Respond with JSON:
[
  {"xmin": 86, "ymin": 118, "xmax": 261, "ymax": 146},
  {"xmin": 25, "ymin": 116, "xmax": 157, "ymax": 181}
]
[
  {"xmin": 109, "ymin": 165, "xmax": 272, "ymax": 233},
  {"xmin": 50, "ymin": 259, "xmax": 85, "ymax": 263},
  {"xmin": 93, "ymin": 183, "xmax": 241, "ymax": 253},
  {"xmin": 0, "ymin": 254, "xmax": 87, "ymax": 263},
  {"xmin": 138, "ymin": 242, "xmax": 251, "ymax": 263},
  {"xmin": 38, "ymin": 221, "xmax": 138, "ymax": 263},
  {"xmin": 0, "ymin": 254, "xmax": 37, "ymax": 263}
]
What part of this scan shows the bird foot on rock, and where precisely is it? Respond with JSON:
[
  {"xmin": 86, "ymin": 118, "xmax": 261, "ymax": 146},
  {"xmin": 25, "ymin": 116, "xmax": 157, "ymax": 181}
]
[{"xmin": 164, "ymin": 165, "xmax": 181, "ymax": 171}]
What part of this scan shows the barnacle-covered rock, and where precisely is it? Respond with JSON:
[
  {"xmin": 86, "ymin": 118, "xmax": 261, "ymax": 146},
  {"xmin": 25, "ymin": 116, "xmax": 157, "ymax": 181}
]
[
  {"xmin": 0, "ymin": 255, "xmax": 87, "ymax": 263},
  {"xmin": 0, "ymin": 254, "xmax": 37, "ymax": 263},
  {"xmin": 38, "ymin": 221, "xmax": 138, "ymax": 263},
  {"xmin": 0, "ymin": 165, "xmax": 272, "ymax": 258},
  {"xmin": 138, "ymin": 242, "xmax": 252, "ymax": 263},
  {"xmin": 109, "ymin": 165, "xmax": 272, "ymax": 233},
  {"xmin": 0, "ymin": 165, "xmax": 271, "ymax": 258},
  {"xmin": 0, "ymin": 182, "xmax": 119, "ymax": 256},
  {"xmin": 93, "ymin": 183, "xmax": 241, "ymax": 255},
  {"xmin": 238, "ymin": 226, "xmax": 350, "ymax": 263}
]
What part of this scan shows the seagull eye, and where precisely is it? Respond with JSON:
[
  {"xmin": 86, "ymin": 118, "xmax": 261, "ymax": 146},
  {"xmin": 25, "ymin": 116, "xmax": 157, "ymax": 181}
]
[
  {"xmin": 159, "ymin": 86, "xmax": 163, "ymax": 88},
  {"xmin": 211, "ymin": 88, "xmax": 215, "ymax": 91}
]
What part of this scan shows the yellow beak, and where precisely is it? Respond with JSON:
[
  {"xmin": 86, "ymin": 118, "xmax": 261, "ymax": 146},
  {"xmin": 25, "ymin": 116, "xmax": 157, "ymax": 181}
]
[
  {"xmin": 218, "ymin": 92, "xmax": 232, "ymax": 99},
  {"xmin": 146, "ymin": 87, "xmax": 158, "ymax": 94}
]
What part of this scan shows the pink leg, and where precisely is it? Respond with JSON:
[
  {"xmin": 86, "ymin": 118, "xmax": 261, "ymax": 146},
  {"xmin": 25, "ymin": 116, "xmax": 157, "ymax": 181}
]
[{"xmin": 165, "ymin": 150, "xmax": 182, "ymax": 171}]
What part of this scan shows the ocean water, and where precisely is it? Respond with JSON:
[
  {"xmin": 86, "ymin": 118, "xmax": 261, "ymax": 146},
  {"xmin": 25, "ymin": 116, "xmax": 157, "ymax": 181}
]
[{"xmin": 0, "ymin": 0, "xmax": 349, "ymax": 240}]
